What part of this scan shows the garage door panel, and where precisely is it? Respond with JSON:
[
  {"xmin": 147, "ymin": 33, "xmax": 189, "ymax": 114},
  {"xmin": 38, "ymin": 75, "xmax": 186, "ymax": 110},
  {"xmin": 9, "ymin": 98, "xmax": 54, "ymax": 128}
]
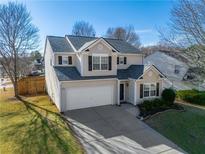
[{"xmin": 66, "ymin": 85, "xmax": 114, "ymax": 110}]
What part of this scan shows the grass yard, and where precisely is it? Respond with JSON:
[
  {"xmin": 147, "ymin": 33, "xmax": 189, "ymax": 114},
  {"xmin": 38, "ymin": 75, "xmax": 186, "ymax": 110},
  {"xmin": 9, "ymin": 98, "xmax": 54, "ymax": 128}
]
[
  {"xmin": 0, "ymin": 89, "xmax": 84, "ymax": 154},
  {"xmin": 145, "ymin": 104, "xmax": 205, "ymax": 154}
]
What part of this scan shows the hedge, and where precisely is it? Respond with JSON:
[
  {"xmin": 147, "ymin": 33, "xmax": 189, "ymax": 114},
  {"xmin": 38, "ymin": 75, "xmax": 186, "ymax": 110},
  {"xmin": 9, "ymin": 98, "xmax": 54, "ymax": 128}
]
[
  {"xmin": 177, "ymin": 90, "xmax": 205, "ymax": 106},
  {"xmin": 138, "ymin": 98, "xmax": 183, "ymax": 117},
  {"xmin": 161, "ymin": 88, "xmax": 176, "ymax": 104}
]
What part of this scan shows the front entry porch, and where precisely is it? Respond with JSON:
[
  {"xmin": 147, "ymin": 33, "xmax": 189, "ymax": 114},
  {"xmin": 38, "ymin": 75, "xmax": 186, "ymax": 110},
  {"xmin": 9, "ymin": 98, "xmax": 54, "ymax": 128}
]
[{"xmin": 117, "ymin": 79, "xmax": 137, "ymax": 106}]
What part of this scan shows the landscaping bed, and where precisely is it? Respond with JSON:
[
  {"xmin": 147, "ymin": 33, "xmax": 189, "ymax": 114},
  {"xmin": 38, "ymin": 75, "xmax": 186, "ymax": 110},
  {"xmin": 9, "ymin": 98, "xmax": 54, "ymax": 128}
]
[
  {"xmin": 138, "ymin": 99, "xmax": 184, "ymax": 118},
  {"xmin": 138, "ymin": 88, "xmax": 184, "ymax": 119},
  {"xmin": 177, "ymin": 90, "xmax": 205, "ymax": 106}
]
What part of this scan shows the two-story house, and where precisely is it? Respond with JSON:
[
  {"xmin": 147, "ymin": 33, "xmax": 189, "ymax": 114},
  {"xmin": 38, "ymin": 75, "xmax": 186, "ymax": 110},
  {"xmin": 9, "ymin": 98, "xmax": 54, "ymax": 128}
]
[{"xmin": 44, "ymin": 35, "xmax": 166, "ymax": 112}]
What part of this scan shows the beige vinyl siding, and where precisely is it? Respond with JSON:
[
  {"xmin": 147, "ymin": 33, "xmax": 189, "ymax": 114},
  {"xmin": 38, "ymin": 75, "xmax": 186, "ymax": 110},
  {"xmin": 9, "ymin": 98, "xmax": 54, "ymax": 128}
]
[
  {"xmin": 45, "ymin": 40, "xmax": 61, "ymax": 110},
  {"xmin": 117, "ymin": 54, "xmax": 143, "ymax": 69},
  {"xmin": 136, "ymin": 68, "xmax": 163, "ymax": 103},
  {"xmin": 81, "ymin": 42, "xmax": 117, "ymax": 76}
]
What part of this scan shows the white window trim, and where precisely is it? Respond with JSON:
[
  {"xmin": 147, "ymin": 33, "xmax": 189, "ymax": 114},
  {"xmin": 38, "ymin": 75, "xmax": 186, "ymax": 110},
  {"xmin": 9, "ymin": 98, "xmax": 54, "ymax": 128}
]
[
  {"xmin": 143, "ymin": 83, "xmax": 157, "ymax": 98},
  {"xmin": 92, "ymin": 54, "xmax": 109, "ymax": 71}
]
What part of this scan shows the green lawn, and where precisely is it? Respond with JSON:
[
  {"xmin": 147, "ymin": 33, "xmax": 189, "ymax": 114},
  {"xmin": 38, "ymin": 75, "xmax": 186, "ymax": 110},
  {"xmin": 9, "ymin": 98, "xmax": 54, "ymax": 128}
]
[
  {"xmin": 0, "ymin": 89, "xmax": 84, "ymax": 154},
  {"xmin": 145, "ymin": 104, "xmax": 205, "ymax": 154}
]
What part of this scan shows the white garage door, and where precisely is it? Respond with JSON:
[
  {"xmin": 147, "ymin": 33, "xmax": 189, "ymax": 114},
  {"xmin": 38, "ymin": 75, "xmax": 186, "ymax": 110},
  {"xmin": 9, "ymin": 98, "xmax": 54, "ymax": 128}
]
[{"xmin": 66, "ymin": 85, "xmax": 114, "ymax": 110}]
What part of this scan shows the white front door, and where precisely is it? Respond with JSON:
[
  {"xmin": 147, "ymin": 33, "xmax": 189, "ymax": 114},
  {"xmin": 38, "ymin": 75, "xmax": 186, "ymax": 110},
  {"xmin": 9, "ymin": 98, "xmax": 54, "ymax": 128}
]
[{"xmin": 66, "ymin": 85, "xmax": 114, "ymax": 110}]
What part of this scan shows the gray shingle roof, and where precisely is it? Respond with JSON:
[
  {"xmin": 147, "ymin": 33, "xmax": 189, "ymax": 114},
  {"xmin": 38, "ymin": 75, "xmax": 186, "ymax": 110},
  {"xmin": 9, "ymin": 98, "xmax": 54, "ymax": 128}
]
[
  {"xmin": 54, "ymin": 65, "xmax": 144, "ymax": 81},
  {"xmin": 104, "ymin": 38, "xmax": 140, "ymax": 54},
  {"xmin": 66, "ymin": 35, "xmax": 96, "ymax": 50},
  {"xmin": 47, "ymin": 36, "xmax": 74, "ymax": 52},
  {"xmin": 54, "ymin": 66, "xmax": 117, "ymax": 81},
  {"xmin": 117, "ymin": 65, "xmax": 144, "ymax": 79},
  {"xmin": 66, "ymin": 35, "xmax": 141, "ymax": 54}
]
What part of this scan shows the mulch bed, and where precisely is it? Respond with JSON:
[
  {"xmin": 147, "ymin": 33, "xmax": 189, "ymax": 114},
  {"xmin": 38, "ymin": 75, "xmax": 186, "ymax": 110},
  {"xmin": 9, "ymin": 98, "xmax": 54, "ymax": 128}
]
[{"xmin": 137, "ymin": 104, "xmax": 185, "ymax": 120}]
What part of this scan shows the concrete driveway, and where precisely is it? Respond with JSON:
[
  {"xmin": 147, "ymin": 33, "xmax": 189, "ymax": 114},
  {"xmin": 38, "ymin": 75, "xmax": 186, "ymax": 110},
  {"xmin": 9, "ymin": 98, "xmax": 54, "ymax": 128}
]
[{"xmin": 64, "ymin": 104, "xmax": 185, "ymax": 154}]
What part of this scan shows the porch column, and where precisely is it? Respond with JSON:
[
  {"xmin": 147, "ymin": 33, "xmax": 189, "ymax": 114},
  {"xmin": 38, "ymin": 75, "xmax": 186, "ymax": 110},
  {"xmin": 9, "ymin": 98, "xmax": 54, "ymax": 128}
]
[
  {"xmin": 134, "ymin": 80, "xmax": 137, "ymax": 105},
  {"xmin": 117, "ymin": 80, "xmax": 120, "ymax": 105}
]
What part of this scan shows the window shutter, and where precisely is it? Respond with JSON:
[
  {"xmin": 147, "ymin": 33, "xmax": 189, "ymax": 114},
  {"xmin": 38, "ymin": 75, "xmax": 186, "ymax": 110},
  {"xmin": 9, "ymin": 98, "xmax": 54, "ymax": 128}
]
[
  {"xmin": 68, "ymin": 56, "xmax": 72, "ymax": 65},
  {"xmin": 88, "ymin": 56, "xmax": 92, "ymax": 71},
  {"xmin": 156, "ymin": 82, "xmax": 159, "ymax": 96},
  {"xmin": 58, "ymin": 56, "xmax": 62, "ymax": 65},
  {"xmin": 124, "ymin": 57, "xmax": 127, "ymax": 64},
  {"xmin": 117, "ymin": 57, "xmax": 119, "ymax": 64},
  {"xmin": 140, "ymin": 84, "xmax": 143, "ymax": 98},
  {"xmin": 109, "ymin": 56, "xmax": 112, "ymax": 70}
]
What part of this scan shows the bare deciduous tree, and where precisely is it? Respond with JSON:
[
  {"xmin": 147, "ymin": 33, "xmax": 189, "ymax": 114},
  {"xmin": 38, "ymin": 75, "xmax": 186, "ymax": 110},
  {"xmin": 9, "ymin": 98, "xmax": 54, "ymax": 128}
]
[
  {"xmin": 0, "ymin": 2, "xmax": 39, "ymax": 97},
  {"xmin": 106, "ymin": 25, "xmax": 141, "ymax": 48},
  {"xmin": 159, "ymin": 0, "xmax": 205, "ymax": 79},
  {"xmin": 72, "ymin": 21, "xmax": 96, "ymax": 37}
]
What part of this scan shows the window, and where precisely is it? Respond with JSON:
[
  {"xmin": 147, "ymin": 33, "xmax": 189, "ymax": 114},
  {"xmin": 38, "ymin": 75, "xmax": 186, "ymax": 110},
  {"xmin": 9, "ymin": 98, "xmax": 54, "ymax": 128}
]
[
  {"xmin": 117, "ymin": 56, "xmax": 127, "ymax": 65},
  {"xmin": 144, "ymin": 84, "xmax": 150, "ymax": 97},
  {"xmin": 174, "ymin": 65, "xmax": 180, "ymax": 74},
  {"xmin": 150, "ymin": 84, "xmax": 156, "ymax": 96},
  {"xmin": 92, "ymin": 55, "xmax": 109, "ymax": 70},
  {"xmin": 62, "ymin": 56, "xmax": 68, "ymax": 65},
  {"xmin": 101, "ymin": 56, "xmax": 108, "ymax": 70},
  {"xmin": 119, "ymin": 57, "xmax": 124, "ymax": 64},
  {"xmin": 58, "ymin": 56, "xmax": 72, "ymax": 65},
  {"xmin": 93, "ymin": 56, "xmax": 100, "ymax": 70},
  {"xmin": 143, "ymin": 83, "xmax": 156, "ymax": 97}
]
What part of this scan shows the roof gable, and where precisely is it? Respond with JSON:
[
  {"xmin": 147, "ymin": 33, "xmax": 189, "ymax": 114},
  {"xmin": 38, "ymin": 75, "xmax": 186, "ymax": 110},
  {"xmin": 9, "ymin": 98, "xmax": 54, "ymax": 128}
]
[
  {"xmin": 66, "ymin": 35, "xmax": 141, "ymax": 54},
  {"xmin": 140, "ymin": 65, "xmax": 166, "ymax": 79},
  {"xmin": 79, "ymin": 38, "xmax": 118, "ymax": 53},
  {"xmin": 47, "ymin": 35, "xmax": 142, "ymax": 54},
  {"xmin": 47, "ymin": 36, "xmax": 74, "ymax": 53}
]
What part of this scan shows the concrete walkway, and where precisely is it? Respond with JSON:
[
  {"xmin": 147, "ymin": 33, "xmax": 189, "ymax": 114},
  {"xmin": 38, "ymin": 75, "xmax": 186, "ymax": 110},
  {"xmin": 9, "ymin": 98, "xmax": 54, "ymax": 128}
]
[{"xmin": 64, "ymin": 104, "xmax": 186, "ymax": 154}]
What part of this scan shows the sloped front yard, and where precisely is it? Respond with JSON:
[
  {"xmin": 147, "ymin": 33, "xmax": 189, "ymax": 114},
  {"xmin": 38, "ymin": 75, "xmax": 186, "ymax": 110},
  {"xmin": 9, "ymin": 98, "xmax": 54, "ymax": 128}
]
[
  {"xmin": 145, "ymin": 104, "xmax": 205, "ymax": 154},
  {"xmin": 0, "ymin": 89, "xmax": 83, "ymax": 154}
]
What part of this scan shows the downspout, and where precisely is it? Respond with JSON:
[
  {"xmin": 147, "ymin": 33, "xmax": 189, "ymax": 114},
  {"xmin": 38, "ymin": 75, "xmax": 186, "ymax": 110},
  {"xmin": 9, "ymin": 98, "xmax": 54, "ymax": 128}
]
[
  {"xmin": 133, "ymin": 80, "xmax": 137, "ymax": 105},
  {"xmin": 117, "ymin": 79, "xmax": 120, "ymax": 106}
]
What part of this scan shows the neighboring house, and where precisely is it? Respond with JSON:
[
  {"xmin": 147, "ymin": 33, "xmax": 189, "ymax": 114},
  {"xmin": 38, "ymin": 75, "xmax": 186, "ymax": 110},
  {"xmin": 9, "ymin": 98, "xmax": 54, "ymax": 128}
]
[
  {"xmin": 32, "ymin": 58, "xmax": 45, "ymax": 72},
  {"xmin": 29, "ymin": 58, "xmax": 45, "ymax": 76},
  {"xmin": 144, "ymin": 51, "xmax": 189, "ymax": 81},
  {"xmin": 44, "ymin": 35, "xmax": 166, "ymax": 112}
]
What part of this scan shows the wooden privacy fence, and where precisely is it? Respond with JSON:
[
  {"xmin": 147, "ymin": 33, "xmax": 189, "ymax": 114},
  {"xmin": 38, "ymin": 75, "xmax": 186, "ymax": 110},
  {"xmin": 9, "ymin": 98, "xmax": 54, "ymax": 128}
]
[{"xmin": 18, "ymin": 76, "xmax": 46, "ymax": 95}]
